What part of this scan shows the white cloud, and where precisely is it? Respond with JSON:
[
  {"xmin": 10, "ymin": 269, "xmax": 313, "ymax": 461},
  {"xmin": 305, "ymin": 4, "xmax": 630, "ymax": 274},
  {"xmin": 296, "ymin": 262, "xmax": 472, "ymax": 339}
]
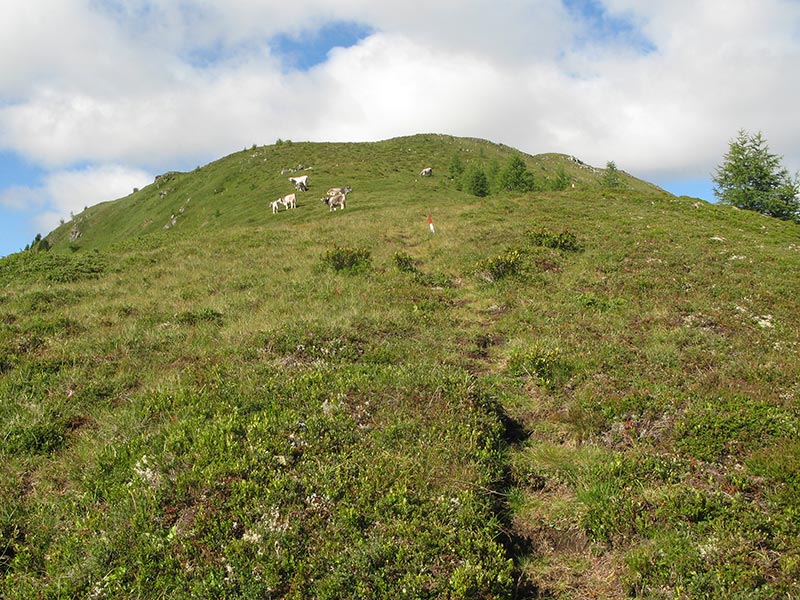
[
  {"xmin": 2, "ymin": 164, "xmax": 151, "ymax": 235},
  {"xmin": 0, "ymin": 185, "xmax": 44, "ymax": 212},
  {"xmin": 44, "ymin": 164, "xmax": 152, "ymax": 215},
  {"xmin": 1, "ymin": 0, "xmax": 799, "ymax": 224}
]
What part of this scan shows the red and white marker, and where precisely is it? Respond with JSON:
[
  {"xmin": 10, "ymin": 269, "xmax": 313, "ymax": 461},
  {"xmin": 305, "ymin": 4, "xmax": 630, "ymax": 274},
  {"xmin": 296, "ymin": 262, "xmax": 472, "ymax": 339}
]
[{"xmin": 427, "ymin": 214, "xmax": 435, "ymax": 234}]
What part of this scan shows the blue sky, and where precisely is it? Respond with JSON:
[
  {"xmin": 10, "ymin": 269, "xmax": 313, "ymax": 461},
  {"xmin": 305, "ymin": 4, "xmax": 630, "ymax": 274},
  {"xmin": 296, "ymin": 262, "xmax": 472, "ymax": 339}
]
[{"xmin": 2, "ymin": 0, "xmax": 799, "ymax": 258}]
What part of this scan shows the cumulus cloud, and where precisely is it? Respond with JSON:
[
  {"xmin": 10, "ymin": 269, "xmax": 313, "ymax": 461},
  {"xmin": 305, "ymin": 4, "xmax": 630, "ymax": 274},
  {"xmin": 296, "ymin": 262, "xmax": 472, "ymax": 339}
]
[
  {"xmin": 45, "ymin": 164, "xmax": 151, "ymax": 213},
  {"xmin": 1, "ymin": 0, "xmax": 799, "ymax": 240},
  {"xmin": 4, "ymin": 164, "xmax": 151, "ymax": 235}
]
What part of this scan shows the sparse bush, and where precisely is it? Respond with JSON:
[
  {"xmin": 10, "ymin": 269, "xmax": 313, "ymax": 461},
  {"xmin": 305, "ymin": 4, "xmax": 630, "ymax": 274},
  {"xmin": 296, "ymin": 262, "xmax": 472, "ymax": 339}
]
[
  {"xmin": 477, "ymin": 249, "xmax": 522, "ymax": 281},
  {"xmin": 175, "ymin": 308, "xmax": 223, "ymax": 325},
  {"xmin": 413, "ymin": 271, "xmax": 452, "ymax": 288},
  {"xmin": 528, "ymin": 227, "xmax": 583, "ymax": 252},
  {"xmin": 507, "ymin": 343, "xmax": 571, "ymax": 389},
  {"xmin": 576, "ymin": 291, "xmax": 627, "ymax": 310},
  {"xmin": 3, "ymin": 415, "xmax": 71, "ymax": 455},
  {"xmin": 393, "ymin": 251, "xmax": 418, "ymax": 273},
  {"xmin": 323, "ymin": 245, "xmax": 371, "ymax": 272},
  {"xmin": 675, "ymin": 396, "xmax": 796, "ymax": 461}
]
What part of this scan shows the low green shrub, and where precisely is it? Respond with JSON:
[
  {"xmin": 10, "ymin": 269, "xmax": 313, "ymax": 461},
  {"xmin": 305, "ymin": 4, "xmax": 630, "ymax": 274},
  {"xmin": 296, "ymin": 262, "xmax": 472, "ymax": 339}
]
[
  {"xmin": 528, "ymin": 227, "xmax": 583, "ymax": 252},
  {"xmin": 507, "ymin": 343, "xmax": 571, "ymax": 390},
  {"xmin": 0, "ymin": 250, "xmax": 108, "ymax": 285},
  {"xmin": 477, "ymin": 249, "xmax": 522, "ymax": 281},
  {"xmin": 393, "ymin": 251, "xmax": 418, "ymax": 273},
  {"xmin": 576, "ymin": 291, "xmax": 627, "ymax": 310},
  {"xmin": 322, "ymin": 245, "xmax": 371, "ymax": 272},
  {"xmin": 3, "ymin": 415, "xmax": 71, "ymax": 455},
  {"xmin": 175, "ymin": 308, "xmax": 223, "ymax": 325},
  {"xmin": 675, "ymin": 395, "xmax": 797, "ymax": 462}
]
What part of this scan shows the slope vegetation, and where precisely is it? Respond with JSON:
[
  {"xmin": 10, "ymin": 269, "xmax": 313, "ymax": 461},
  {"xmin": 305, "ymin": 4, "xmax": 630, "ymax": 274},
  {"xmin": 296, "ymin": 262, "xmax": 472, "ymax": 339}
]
[{"xmin": 1, "ymin": 134, "xmax": 799, "ymax": 598}]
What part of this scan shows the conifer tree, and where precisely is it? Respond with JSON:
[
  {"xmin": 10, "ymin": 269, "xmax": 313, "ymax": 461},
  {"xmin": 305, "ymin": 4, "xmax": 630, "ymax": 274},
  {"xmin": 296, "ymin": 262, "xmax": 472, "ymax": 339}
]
[
  {"xmin": 713, "ymin": 130, "xmax": 799, "ymax": 222},
  {"xmin": 463, "ymin": 166, "xmax": 489, "ymax": 197},
  {"xmin": 497, "ymin": 154, "xmax": 535, "ymax": 192},
  {"xmin": 603, "ymin": 161, "xmax": 621, "ymax": 188}
]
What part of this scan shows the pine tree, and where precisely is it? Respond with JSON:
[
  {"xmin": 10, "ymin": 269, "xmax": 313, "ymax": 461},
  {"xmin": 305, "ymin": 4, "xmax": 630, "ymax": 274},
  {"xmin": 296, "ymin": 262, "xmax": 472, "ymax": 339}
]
[
  {"xmin": 603, "ymin": 161, "xmax": 621, "ymax": 188},
  {"xmin": 463, "ymin": 167, "xmax": 490, "ymax": 197},
  {"xmin": 448, "ymin": 152, "xmax": 464, "ymax": 180},
  {"xmin": 713, "ymin": 130, "xmax": 799, "ymax": 222},
  {"xmin": 497, "ymin": 154, "xmax": 535, "ymax": 192}
]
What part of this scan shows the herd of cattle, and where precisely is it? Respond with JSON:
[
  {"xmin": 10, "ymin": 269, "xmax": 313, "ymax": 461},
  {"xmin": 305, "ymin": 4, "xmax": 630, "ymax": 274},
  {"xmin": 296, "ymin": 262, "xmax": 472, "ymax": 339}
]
[{"xmin": 270, "ymin": 167, "xmax": 432, "ymax": 215}]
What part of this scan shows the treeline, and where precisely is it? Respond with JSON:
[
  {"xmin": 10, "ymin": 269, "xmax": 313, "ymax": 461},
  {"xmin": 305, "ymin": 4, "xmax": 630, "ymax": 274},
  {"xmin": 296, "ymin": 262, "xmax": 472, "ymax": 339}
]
[
  {"xmin": 448, "ymin": 152, "xmax": 573, "ymax": 196},
  {"xmin": 24, "ymin": 233, "xmax": 50, "ymax": 253}
]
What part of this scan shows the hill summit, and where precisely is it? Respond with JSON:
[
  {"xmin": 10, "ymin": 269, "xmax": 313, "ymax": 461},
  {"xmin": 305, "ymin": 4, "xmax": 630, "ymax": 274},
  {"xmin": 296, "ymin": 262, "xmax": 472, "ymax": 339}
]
[
  {"xmin": 43, "ymin": 134, "xmax": 660, "ymax": 251},
  {"xmin": 1, "ymin": 134, "xmax": 799, "ymax": 598}
]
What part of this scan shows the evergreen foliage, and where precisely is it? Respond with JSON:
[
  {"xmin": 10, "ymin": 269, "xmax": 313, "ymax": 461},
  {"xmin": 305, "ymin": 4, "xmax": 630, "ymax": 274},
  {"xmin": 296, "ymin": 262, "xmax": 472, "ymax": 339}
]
[
  {"xmin": 448, "ymin": 151, "xmax": 464, "ymax": 181},
  {"xmin": 603, "ymin": 161, "xmax": 621, "ymax": 188},
  {"xmin": 552, "ymin": 166, "xmax": 571, "ymax": 191},
  {"xmin": 713, "ymin": 129, "xmax": 800, "ymax": 222},
  {"xmin": 497, "ymin": 154, "xmax": 536, "ymax": 193},
  {"xmin": 463, "ymin": 166, "xmax": 490, "ymax": 197}
]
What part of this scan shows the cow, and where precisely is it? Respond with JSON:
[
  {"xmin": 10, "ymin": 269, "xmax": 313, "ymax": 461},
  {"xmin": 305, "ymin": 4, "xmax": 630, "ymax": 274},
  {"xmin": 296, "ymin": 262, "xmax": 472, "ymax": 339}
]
[
  {"xmin": 325, "ymin": 193, "xmax": 346, "ymax": 211},
  {"xmin": 272, "ymin": 193, "xmax": 296, "ymax": 213},
  {"xmin": 419, "ymin": 167, "xmax": 433, "ymax": 177},
  {"xmin": 289, "ymin": 175, "xmax": 309, "ymax": 191},
  {"xmin": 326, "ymin": 185, "xmax": 352, "ymax": 197},
  {"xmin": 280, "ymin": 193, "xmax": 297, "ymax": 209}
]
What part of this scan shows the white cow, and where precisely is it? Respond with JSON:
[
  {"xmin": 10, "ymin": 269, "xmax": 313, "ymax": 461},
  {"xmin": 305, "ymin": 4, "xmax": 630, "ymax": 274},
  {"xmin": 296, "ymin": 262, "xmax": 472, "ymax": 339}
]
[
  {"xmin": 325, "ymin": 193, "xmax": 346, "ymax": 211},
  {"xmin": 326, "ymin": 185, "xmax": 352, "ymax": 197},
  {"xmin": 289, "ymin": 175, "xmax": 309, "ymax": 191},
  {"xmin": 280, "ymin": 193, "xmax": 297, "ymax": 209},
  {"xmin": 419, "ymin": 167, "xmax": 433, "ymax": 177},
  {"xmin": 272, "ymin": 193, "xmax": 297, "ymax": 213}
]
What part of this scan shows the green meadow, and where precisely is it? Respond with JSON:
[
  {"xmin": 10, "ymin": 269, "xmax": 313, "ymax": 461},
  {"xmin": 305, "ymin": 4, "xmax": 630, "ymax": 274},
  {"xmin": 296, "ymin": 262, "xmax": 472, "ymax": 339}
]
[{"xmin": 1, "ymin": 134, "xmax": 799, "ymax": 598}]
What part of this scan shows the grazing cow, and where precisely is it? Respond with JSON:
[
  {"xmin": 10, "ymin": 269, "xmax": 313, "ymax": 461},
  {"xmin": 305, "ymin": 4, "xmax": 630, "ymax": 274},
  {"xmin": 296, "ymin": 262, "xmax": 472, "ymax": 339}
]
[
  {"xmin": 326, "ymin": 185, "xmax": 352, "ymax": 197},
  {"xmin": 272, "ymin": 193, "xmax": 296, "ymax": 213},
  {"xmin": 325, "ymin": 193, "xmax": 346, "ymax": 211},
  {"xmin": 279, "ymin": 193, "xmax": 297, "ymax": 209},
  {"xmin": 419, "ymin": 167, "xmax": 433, "ymax": 177},
  {"xmin": 289, "ymin": 175, "xmax": 309, "ymax": 191}
]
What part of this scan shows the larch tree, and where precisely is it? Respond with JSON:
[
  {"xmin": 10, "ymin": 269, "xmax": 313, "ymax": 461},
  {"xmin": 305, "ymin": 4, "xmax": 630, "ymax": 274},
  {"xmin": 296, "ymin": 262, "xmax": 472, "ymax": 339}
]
[{"xmin": 712, "ymin": 129, "xmax": 799, "ymax": 222}]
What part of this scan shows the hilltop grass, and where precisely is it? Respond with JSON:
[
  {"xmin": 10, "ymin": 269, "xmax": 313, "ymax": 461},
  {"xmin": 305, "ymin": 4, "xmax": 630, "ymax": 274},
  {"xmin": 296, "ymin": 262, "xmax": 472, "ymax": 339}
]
[{"xmin": 2, "ymin": 135, "xmax": 800, "ymax": 598}]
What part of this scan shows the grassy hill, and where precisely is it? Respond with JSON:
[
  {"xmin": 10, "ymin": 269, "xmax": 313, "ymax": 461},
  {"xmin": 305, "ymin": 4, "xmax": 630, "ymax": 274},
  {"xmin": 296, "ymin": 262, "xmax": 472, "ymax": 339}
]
[{"xmin": 1, "ymin": 134, "xmax": 799, "ymax": 598}]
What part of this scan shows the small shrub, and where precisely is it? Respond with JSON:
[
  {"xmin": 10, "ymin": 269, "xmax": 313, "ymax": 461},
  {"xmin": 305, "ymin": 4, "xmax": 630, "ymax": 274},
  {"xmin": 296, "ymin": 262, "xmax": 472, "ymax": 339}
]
[
  {"xmin": 393, "ymin": 251, "xmax": 418, "ymax": 273},
  {"xmin": 3, "ymin": 416, "xmax": 71, "ymax": 455},
  {"xmin": 675, "ymin": 396, "xmax": 797, "ymax": 461},
  {"xmin": 322, "ymin": 245, "xmax": 371, "ymax": 272},
  {"xmin": 176, "ymin": 308, "xmax": 223, "ymax": 325},
  {"xmin": 394, "ymin": 251, "xmax": 452, "ymax": 286},
  {"xmin": 414, "ymin": 271, "xmax": 453, "ymax": 288},
  {"xmin": 477, "ymin": 249, "xmax": 522, "ymax": 281},
  {"xmin": 576, "ymin": 292, "xmax": 627, "ymax": 310},
  {"xmin": 528, "ymin": 227, "xmax": 583, "ymax": 252},
  {"xmin": 508, "ymin": 343, "xmax": 571, "ymax": 390}
]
